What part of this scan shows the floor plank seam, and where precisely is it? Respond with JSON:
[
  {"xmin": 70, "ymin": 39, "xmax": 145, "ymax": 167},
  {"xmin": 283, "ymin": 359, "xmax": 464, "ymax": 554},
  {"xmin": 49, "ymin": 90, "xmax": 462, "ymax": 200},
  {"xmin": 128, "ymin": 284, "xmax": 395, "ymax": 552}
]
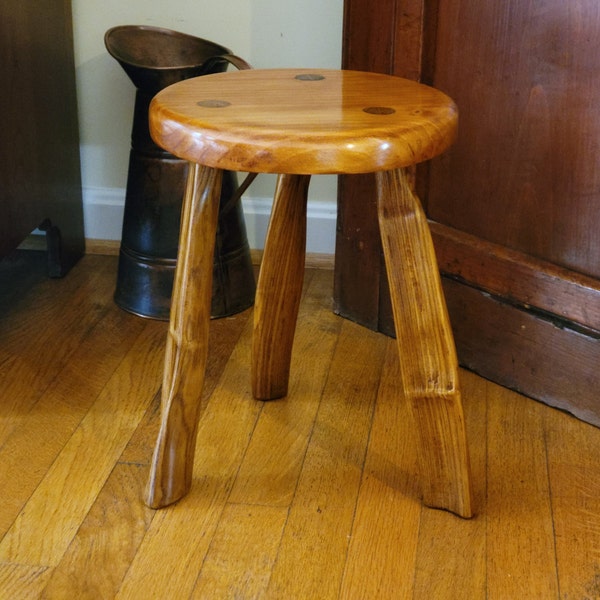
[{"xmin": 543, "ymin": 419, "xmax": 563, "ymax": 599}]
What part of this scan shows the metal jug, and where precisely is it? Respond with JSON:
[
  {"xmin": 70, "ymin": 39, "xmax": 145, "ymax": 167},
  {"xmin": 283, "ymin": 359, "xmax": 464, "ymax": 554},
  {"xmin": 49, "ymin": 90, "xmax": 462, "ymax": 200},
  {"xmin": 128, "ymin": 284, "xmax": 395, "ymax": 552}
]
[{"xmin": 105, "ymin": 25, "xmax": 255, "ymax": 319}]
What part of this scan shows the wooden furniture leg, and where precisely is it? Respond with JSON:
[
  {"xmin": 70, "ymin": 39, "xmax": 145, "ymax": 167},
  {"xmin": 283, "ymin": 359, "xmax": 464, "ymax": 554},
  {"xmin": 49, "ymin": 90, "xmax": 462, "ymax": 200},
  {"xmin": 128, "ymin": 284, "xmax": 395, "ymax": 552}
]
[
  {"xmin": 376, "ymin": 168, "xmax": 473, "ymax": 518},
  {"xmin": 252, "ymin": 174, "xmax": 311, "ymax": 400},
  {"xmin": 146, "ymin": 164, "xmax": 223, "ymax": 509}
]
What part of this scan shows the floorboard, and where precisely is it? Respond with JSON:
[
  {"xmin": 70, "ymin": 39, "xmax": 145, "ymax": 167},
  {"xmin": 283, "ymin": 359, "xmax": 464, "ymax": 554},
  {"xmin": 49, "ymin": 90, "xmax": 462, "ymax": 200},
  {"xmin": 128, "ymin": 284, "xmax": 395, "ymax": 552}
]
[{"xmin": 0, "ymin": 251, "xmax": 599, "ymax": 599}]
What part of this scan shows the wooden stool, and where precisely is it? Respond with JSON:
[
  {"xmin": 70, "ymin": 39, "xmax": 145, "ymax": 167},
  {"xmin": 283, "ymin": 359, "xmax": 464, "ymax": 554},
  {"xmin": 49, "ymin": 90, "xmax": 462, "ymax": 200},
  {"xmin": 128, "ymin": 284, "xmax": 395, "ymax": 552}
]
[{"xmin": 145, "ymin": 69, "xmax": 473, "ymax": 518}]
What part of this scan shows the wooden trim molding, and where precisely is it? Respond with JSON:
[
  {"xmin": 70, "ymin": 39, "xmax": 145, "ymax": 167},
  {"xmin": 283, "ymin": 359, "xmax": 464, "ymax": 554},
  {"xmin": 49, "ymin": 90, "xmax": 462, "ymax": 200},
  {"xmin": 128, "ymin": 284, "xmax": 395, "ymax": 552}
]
[
  {"xmin": 431, "ymin": 222, "xmax": 600, "ymax": 334},
  {"xmin": 431, "ymin": 223, "xmax": 600, "ymax": 425},
  {"xmin": 444, "ymin": 278, "xmax": 600, "ymax": 428}
]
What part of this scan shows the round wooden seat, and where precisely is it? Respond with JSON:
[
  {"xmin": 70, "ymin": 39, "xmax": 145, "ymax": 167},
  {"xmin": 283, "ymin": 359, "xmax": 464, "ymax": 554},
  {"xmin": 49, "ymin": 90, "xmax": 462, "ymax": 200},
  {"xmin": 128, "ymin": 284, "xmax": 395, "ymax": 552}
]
[
  {"xmin": 149, "ymin": 69, "xmax": 458, "ymax": 174},
  {"xmin": 145, "ymin": 68, "xmax": 473, "ymax": 519}
]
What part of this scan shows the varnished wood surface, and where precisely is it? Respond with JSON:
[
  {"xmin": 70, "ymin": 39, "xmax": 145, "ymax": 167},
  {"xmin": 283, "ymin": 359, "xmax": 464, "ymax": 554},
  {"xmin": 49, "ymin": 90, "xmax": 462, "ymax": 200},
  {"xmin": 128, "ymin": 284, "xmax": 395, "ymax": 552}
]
[
  {"xmin": 337, "ymin": 0, "xmax": 600, "ymax": 426},
  {"xmin": 145, "ymin": 165, "xmax": 223, "ymax": 508},
  {"xmin": 149, "ymin": 69, "xmax": 457, "ymax": 174},
  {"xmin": 431, "ymin": 221, "xmax": 600, "ymax": 333},
  {"xmin": 429, "ymin": 0, "xmax": 600, "ymax": 278},
  {"xmin": 1, "ymin": 251, "xmax": 600, "ymax": 598},
  {"xmin": 252, "ymin": 174, "xmax": 310, "ymax": 400},
  {"xmin": 148, "ymin": 68, "xmax": 467, "ymax": 514},
  {"xmin": 377, "ymin": 169, "xmax": 472, "ymax": 517}
]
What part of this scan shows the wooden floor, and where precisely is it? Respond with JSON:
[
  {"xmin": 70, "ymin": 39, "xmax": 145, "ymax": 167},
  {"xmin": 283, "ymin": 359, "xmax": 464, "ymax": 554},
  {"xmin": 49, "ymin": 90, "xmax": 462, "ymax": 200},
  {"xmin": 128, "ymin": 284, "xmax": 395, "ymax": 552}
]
[{"xmin": 1, "ymin": 251, "xmax": 600, "ymax": 599}]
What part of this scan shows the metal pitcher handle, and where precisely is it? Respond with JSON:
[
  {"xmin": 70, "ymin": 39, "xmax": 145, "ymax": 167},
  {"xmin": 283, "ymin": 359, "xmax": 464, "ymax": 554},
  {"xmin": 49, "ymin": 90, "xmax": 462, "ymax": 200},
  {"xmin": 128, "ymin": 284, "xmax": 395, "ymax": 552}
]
[{"xmin": 199, "ymin": 53, "xmax": 253, "ymax": 74}]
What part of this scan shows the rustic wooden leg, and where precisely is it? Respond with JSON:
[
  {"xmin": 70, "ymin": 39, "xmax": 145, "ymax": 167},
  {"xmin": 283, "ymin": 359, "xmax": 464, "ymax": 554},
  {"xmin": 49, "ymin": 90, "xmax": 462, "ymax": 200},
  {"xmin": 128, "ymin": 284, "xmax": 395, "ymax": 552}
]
[
  {"xmin": 252, "ymin": 174, "xmax": 311, "ymax": 400},
  {"xmin": 376, "ymin": 168, "xmax": 473, "ymax": 518},
  {"xmin": 145, "ymin": 163, "xmax": 222, "ymax": 509}
]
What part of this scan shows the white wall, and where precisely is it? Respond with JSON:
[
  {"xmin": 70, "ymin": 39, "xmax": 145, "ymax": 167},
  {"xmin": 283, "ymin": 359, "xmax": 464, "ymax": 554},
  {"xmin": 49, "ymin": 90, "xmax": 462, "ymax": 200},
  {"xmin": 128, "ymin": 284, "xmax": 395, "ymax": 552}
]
[{"xmin": 71, "ymin": 0, "xmax": 344, "ymax": 252}]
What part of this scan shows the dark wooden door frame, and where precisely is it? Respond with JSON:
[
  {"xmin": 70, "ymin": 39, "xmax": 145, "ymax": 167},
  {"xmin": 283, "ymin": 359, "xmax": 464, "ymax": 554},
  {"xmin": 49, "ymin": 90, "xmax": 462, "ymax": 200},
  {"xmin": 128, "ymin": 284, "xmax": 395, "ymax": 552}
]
[{"xmin": 335, "ymin": 0, "xmax": 600, "ymax": 426}]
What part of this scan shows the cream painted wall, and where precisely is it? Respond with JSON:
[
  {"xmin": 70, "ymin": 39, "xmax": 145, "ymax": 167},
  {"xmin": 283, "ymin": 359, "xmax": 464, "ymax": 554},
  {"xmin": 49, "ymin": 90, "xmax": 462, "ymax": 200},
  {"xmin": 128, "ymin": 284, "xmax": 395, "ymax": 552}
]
[{"xmin": 71, "ymin": 0, "xmax": 344, "ymax": 249}]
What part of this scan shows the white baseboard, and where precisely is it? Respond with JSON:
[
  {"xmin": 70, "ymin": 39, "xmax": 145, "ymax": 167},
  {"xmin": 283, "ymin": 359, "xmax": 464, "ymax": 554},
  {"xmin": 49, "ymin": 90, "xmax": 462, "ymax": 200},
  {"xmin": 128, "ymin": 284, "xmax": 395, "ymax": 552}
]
[
  {"xmin": 82, "ymin": 187, "xmax": 126, "ymax": 241},
  {"xmin": 82, "ymin": 187, "xmax": 337, "ymax": 255}
]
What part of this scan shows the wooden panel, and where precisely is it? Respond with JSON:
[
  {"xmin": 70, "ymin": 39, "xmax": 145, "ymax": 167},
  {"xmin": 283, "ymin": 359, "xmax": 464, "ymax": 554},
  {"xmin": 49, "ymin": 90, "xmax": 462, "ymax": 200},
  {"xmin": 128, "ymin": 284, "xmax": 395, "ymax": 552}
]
[
  {"xmin": 342, "ymin": 0, "xmax": 399, "ymax": 73},
  {"xmin": 338, "ymin": 0, "xmax": 600, "ymax": 424},
  {"xmin": 429, "ymin": 0, "xmax": 600, "ymax": 279},
  {"xmin": 0, "ymin": 0, "xmax": 84, "ymax": 274}
]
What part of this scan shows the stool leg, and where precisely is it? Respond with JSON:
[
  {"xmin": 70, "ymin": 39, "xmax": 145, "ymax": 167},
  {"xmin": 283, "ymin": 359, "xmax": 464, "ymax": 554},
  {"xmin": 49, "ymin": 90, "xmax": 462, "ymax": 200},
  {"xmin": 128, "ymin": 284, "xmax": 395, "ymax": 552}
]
[
  {"xmin": 145, "ymin": 163, "xmax": 223, "ymax": 509},
  {"xmin": 252, "ymin": 174, "xmax": 311, "ymax": 400},
  {"xmin": 376, "ymin": 168, "xmax": 473, "ymax": 518}
]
